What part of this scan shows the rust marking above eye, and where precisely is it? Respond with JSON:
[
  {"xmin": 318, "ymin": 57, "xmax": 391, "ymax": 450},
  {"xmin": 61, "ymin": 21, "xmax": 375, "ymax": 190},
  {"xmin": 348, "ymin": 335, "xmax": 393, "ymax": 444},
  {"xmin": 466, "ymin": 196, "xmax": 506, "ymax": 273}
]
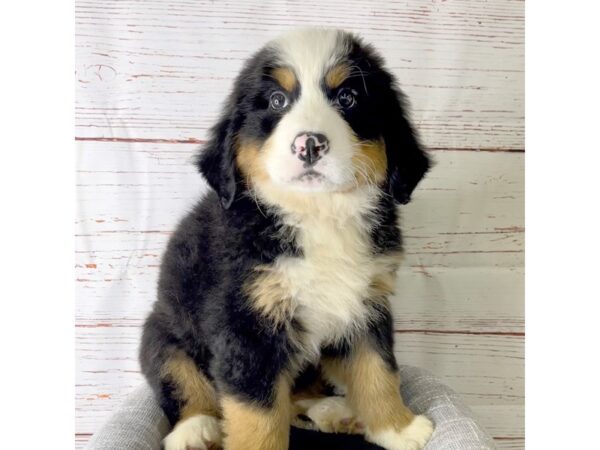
[
  {"xmin": 325, "ymin": 63, "xmax": 351, "ymax": 89},
  {"xmin": 272, "ymin": 67, "xmax": 297, "ymax": 92}
]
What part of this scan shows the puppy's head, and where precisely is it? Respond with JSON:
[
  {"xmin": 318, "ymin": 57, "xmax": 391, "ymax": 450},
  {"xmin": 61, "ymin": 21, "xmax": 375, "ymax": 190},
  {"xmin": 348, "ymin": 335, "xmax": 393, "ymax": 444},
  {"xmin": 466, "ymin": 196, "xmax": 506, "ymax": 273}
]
[{"xmin": 197, "ymin": 28, "xmax": 429, "ymax": 209}]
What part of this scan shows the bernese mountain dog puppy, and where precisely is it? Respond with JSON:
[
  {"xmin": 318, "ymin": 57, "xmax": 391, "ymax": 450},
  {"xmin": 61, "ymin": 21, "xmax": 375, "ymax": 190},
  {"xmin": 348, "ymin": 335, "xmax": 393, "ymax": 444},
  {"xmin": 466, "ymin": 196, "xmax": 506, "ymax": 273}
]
[{"xmin": 140, "ymin": 28, "xmax": 433, "ymax": 450}]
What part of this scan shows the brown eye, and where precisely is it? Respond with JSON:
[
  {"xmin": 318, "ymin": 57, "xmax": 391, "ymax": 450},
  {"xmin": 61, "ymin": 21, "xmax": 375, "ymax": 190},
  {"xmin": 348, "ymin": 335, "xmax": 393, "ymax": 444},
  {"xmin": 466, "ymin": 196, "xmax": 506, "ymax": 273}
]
[
  {"xmin": 270, "ymin": 91, "xmax": 288, "ymax": 110},
  {"xmin": 336, "ymin": 88, "xmax": 357, "ymax": 109}
]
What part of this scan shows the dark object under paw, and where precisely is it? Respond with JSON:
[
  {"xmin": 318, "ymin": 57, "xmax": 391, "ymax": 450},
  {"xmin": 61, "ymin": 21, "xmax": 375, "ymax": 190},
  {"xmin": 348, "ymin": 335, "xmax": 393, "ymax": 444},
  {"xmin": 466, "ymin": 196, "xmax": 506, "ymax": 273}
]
[{"xmin": 290, "ymin": 426, "xmax": 385, "ymax": 450}]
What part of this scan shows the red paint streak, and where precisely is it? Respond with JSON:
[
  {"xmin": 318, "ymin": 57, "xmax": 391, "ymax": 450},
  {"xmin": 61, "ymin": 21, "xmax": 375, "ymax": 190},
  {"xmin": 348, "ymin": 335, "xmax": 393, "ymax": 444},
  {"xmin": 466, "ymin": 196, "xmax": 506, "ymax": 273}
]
[
  {"xmin": 395, "ymin": 329, "xmax": 524, "ymax": 337},
  {"xmin": 74, "ymin": 136, "xmax": 523, "ymax": 153},
  {"xmin": 494, "ymin": 226, "xmax": 525, "ymax": 233},
  {"xmin": 73, "ymin": 322, "xmax": 524, "ymax": 337},
  {"xmin": 85, "ymin": 394, "xmax": 111, "ymax": 400},
  {"xmin": 91, "ymin": 230, "xmax": 172, "ymax": 235},
  {"xmin": 428, "ymin": 147, "xmax": 524, "ymax": 153},
  {"xmin": 439, "ymin": 230, "xmax": 522, "ymax": 235},
  {"xmin": 85, "ymin": 263, "xmax": 97, "ymax": 269},
  {"xmin": 404, "ymin": 250, "xmax": 523, "ymax": 255},
  {"xmin": 414, "ymin": 265, "xmax": 433, "ymax": 278},
  {"xmin": 75, "ymin": 137, "xmax": 206, "ymax": 144}
]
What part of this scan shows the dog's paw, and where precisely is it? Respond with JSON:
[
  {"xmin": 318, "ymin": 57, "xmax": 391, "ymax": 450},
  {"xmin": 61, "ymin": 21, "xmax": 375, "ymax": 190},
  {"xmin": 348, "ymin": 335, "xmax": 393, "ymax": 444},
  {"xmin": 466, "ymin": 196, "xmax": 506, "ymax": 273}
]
[
  {"xmin": 294, "ymin": 396, "xmax": 365, "ymax": 434},
  {"xmin": 163, "ymin": 414, "xmax": 222, "ymax": 450},
  {"xmin": 367, "ymin": 415, "xmax": 434, "ymax": 450}
]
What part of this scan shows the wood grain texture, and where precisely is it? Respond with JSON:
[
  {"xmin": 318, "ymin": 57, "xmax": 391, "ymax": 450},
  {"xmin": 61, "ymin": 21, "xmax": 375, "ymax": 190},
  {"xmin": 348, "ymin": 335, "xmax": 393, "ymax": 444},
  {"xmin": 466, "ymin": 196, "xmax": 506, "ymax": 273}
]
[
  {"xmin": 495, "ymin": 438, "xmax": 526, "ymax": 450},
  {"xmin": 75, "ymin": 142, "xmax": 524, "ymax": 448},
  {"xmin": 75, "ymin": 0, "xmax": 524, "ymax": 150},
  {"xmin": 75, "ymin": 326, "xmax": 522, "ymax": 437},
  {"xmin": 75, "ymin": 0, "xmax": 524, "ymax": 448}
]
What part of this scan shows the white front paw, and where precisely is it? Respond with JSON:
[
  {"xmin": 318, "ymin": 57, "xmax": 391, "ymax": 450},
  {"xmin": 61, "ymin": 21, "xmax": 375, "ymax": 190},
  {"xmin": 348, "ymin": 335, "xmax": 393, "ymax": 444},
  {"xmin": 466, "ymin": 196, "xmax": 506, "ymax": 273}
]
[
  {"xmin": 294, "ymin": 396, "xmax": 364, "ymax": 434},
  {"xmin": 367, "ymin": 415, "xmax": 434, "ymax": 450},
  {"xmin": 163, "ymin": 414, "xmax": 222, "ymax": 450}
]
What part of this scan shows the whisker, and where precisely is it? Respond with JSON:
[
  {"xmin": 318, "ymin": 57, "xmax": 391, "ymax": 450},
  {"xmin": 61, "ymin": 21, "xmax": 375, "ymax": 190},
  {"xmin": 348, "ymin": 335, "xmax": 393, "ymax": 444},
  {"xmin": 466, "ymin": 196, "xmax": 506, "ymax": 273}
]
[
  {"xmin": 245, "ymin": 177, "xmax": 268, "ymax": 218},
  {"xmin": 347, "ymin": 65, "xmax": 369, "ymax": 94}
]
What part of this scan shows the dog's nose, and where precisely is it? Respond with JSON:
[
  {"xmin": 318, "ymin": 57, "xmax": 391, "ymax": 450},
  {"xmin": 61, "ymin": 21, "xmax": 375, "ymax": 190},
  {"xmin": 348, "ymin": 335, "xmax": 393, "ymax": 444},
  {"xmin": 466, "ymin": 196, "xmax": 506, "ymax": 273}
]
[{"xmin": 291, "ymin": 132, "xmax": 329, "ymax": 167}]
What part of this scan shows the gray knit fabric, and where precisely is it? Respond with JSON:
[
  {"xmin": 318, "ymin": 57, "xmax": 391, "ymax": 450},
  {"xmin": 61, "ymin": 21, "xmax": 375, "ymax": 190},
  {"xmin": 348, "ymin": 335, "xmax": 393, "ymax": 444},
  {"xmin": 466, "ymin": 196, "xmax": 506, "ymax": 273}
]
[
  {"xmin": 86, "ymin": 365, "xmax": 495, "ymax": 449},
  {"xmin": 398, "ymin": 366, "xmax": 496, "ymax": 449},
  {"xmin": 86, "ymin": 383, "xmax": 170, "ymax": 450}
]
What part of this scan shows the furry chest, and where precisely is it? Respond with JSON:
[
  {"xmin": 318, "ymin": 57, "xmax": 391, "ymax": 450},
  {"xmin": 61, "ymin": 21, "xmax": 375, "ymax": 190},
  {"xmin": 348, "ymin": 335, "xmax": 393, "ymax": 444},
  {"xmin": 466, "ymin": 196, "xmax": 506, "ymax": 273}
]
[
  {"xmin": 244, "ymin": 188, "xmax": 396, "ymax": 358},
  {"xmin": 274, "ymin": 221, "xmax": 378, "ymax": 354}
]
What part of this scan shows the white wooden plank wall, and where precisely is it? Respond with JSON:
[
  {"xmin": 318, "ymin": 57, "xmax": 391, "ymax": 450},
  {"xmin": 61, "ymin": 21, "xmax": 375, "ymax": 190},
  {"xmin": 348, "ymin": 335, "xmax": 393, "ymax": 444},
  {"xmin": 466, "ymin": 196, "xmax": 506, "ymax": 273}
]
[{"xmin": 75, "ymin": 1, "xmax": 524, "ymax": 448}]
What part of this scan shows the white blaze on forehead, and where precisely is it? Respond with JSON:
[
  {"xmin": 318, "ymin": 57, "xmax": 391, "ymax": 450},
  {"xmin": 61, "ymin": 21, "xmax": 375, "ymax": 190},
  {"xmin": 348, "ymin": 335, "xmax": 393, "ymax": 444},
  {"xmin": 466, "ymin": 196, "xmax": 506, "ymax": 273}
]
[{"xmin": 273, "ymin": 28, "xmax": 350, "ymax": 87}]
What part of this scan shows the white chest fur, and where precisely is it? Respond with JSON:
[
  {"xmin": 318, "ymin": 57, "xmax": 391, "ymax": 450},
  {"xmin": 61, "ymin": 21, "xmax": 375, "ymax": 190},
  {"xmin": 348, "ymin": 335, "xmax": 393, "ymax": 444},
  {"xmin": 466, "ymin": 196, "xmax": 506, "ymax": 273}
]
[{"xmin": 269, "ymin": 188, "xmax": 384, "ymax": 359}]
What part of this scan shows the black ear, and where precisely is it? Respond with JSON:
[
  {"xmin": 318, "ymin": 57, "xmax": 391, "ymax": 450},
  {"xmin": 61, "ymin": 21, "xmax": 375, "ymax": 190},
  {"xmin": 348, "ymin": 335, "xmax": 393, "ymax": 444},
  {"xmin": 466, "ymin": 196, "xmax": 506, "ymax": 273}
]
[
  {"xmin": 195, "ymin": 106, "xmax": 242, "ymax": 209},
  {"xmin": 382, "ymin": 84, "xmax": 430, "ymax": 205}
]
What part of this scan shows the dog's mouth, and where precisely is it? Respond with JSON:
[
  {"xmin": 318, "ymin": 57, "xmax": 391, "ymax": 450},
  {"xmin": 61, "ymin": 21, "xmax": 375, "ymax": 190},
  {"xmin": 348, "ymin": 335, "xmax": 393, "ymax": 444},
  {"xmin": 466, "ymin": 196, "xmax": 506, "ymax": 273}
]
[{"xmin": 292, "ymin": 170, "xmax": 325, "ymax": 182}]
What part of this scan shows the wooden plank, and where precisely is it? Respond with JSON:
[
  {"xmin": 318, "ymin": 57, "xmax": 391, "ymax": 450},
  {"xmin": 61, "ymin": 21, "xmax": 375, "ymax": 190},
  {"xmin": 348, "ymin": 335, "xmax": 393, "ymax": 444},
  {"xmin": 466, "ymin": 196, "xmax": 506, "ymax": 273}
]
[
  {"xmin": 75, "ymin": 326, "xmax": 523, "ymax": 431},
  {"xmin": 76, "ymin": 143, "xmax": 523, "ymax": 334},
  {"xmin": 77, "ymin": 141, "xmax": 524, "ymax": 265},
  {"xmin": 75, "ymin": 433, "xmax": 524, "ymax": 450},
  {"xmin": 394, "ymin": 333, "xmax": 523, "ymax": 406},
  {"xmin": 474, "ymin": 405, "xmax": 524, "ymax": 438},
  {"xmin": 75, "ymin": 0, "xmax": 524, "ymax": 149},
  {"xmin": 495, "ymin": 437, "xmax": 525, "ymax": 450},
  {"xmin": 75, "ymin": 434, "xmax": 92, "ymax": 450},
  {"xmin": 75, "ymin": 434, "xmax": 524, "ymax": 450},
  {"xmin": 396, "ymin": 332, "xmax": 524, "ymax": 448},
  {"xmin": 393, "ymin": 266, "xmax": 524, "ymax": 333},
  {"xmin": 75, "ymin": 140, "xmax": 523, "ymax": 442},
  {"xmin": 76, "ymin": 141, "xmax": 524, "ymax": 231},
  {"xmin": 75, "ymin": 264, "xmax": 524, "ymax": 336}
]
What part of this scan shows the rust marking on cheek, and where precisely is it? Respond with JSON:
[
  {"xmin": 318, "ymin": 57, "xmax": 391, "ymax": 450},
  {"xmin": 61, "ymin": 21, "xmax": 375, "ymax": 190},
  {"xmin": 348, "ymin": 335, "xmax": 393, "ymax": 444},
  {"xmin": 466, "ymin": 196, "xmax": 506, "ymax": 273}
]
[
  {"xmin": 325, "ymin": 63, "xmax": 350, "ymax": 89},
  {"xmin": 352, "ymin": 139, "xmax": 388, "ymax": 186},
  {"xmin": 272, "ymin": 67, "xmax": 297, "ymax": 92},
  {"xmin": 235, "ymin": 140, "xmax": 270, "ymax": 185}
]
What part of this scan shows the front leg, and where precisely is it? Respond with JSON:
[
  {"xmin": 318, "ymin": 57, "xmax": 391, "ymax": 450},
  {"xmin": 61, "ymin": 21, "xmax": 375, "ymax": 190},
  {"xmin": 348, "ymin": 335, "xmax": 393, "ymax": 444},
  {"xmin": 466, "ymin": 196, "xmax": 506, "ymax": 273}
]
[
  {"xmin": 221, "ymin": 375, "xmax": 291, "ymax": 450},
  {"xmin": 322, "ymin": 305, "xmax": 433, "ymax": 450},
  {"xmin": 212, "ymin": 311, "xmax": 293, "ymax": 450},
  {"xmin": 344, "ymin": 342, "xmax": 433, "ymax": 450}
]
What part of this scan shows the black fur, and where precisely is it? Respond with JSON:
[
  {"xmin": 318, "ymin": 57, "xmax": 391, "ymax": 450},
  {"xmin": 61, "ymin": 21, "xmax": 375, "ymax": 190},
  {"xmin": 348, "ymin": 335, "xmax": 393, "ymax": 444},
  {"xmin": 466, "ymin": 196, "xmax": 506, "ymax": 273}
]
[
  {"xmin": 196, "ymin": 47, "xmax": 301, "ymax": 209},
  {"xmin": 141, "ymin": 192, "xmax": 302, "ymax": 414},
  {"xmin": 289, "ymin": 427, "xmax": 384, "ymax": 450},
  {"xmin": 328, "ymin": 35, "xmax": 430, "ymax": 204},
  {"xmin": 139, "ymin": 30, "xmax": 429, "ymax": 445}
]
